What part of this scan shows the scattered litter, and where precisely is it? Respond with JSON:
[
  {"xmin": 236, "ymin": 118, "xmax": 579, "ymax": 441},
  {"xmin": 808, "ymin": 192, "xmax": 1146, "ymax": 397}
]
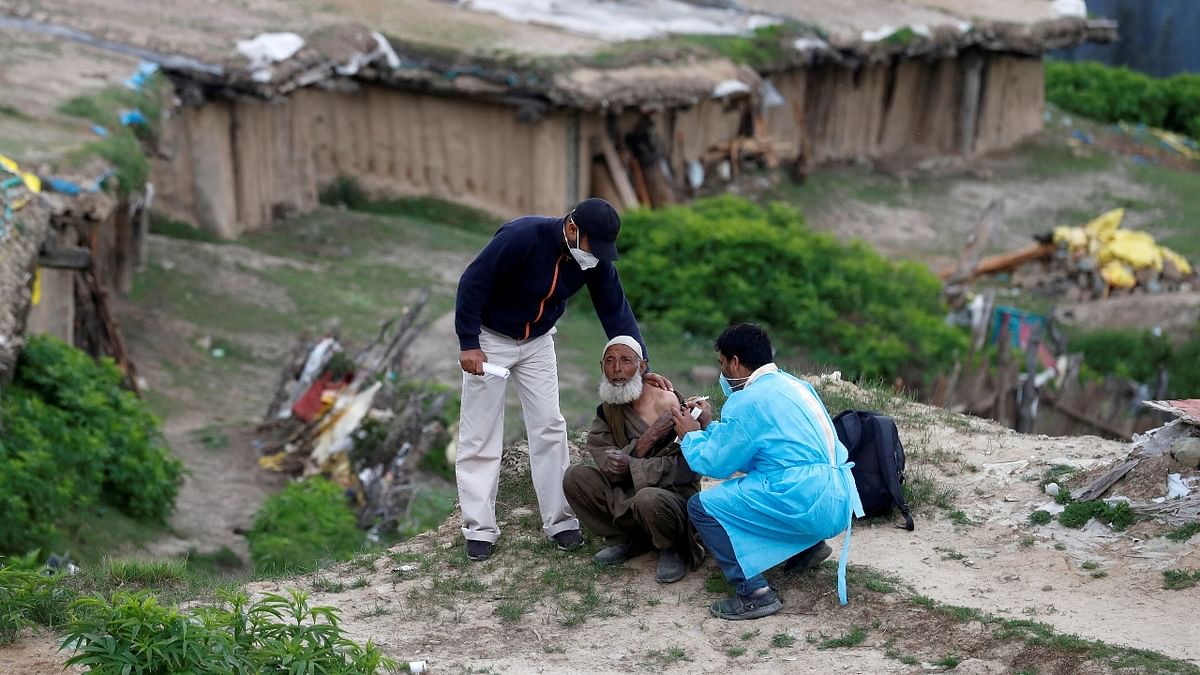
[
  {"xmin": 1167, "ymin": 473, "xmax": 1190, "ymax": 499},
  {"xmin": 712, "ymin": 79, "xmax": 752, "ymax": 99},
  {"xmin": 256, "ymin": 292, "xmax": 453, "ymax": 533},
  {"xmin": 90, "ymin": 124, "xmax": 109, "ymax": 138},
  {"xmin": 124, "ymin": 60, "xmax": 159, "ymax": 91},
  {"xmin": 1044, "ymin": 482, "xmax": 1061, "ymax": 497},
  {"xmin": 393, "ymin": 564, "xmax": 418, "ymax": 574},
  {"xmin": 210, "ymin": 347, "xmax": 225, "ymax": 359},
  {"xmin": 236, "ymin": 32, "xmax": 305, "ymax": 68},
  {"xmin": 792, "ymin": 37, "xmax": 828, "ymax": 51},
  {"xmin": 119, "ymin": 109, "xmax": 147, "ymax": 126}
]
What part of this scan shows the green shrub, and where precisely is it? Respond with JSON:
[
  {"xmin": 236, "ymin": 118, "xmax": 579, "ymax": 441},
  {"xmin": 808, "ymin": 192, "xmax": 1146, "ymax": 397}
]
[
  {"xmin": 13, "ymin": 336, "xmax": 183, "ymax": 520},
  {"xmin": 1029, "ymin": 510, "xmax": 1053, "ymax": 526},
  {"xmin": 1069, "ymin": 329, "xmax": 1171, "ymax": 384},
  {"xmin": 1046, "ymin": 61, "xmax": 1200, "ymax": 139},
  {"xmin": 0, "ymin": 337, "xmax": 182, "ymax": 555},
  {"xmin": 0, "ymin": 557, "xmax": 74, "ymax": 645},
  {"xmin": 1066, "ymin": 328, "xmax": 1200, "ymax": 397},
  {"xmin": 62, "ymin": 589, "xmax": 396, "ymax": 673},
  {"xmin": 59, "ymin": 80, "xmax": 164, "ymax": 194},
  {"xmin": 1058, "ymin": 500, "xmax": 1135, "ymax": 531},
  {"xmin": 246, "ymin": 478, "xmax": 364, "ymax": 574},
  {"xmin": 618, "ymin": 196, "xmax": 966, "ymax": 383},
  {"xmin": 319, "ymin": 174, "xmax": 369, "ymax": 209}
]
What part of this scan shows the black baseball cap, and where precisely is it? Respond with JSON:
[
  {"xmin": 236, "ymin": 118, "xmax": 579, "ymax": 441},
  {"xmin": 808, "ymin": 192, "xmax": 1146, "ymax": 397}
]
[{"xmin": 569, "ymin": 198, "xmax": 620, "ymax": 262}]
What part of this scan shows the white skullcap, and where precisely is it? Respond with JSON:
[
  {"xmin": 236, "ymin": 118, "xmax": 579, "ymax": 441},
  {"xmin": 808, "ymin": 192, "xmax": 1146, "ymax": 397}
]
[{"xmin": 603, "ymin": 335, "xmax": 644, "ymax": 360}]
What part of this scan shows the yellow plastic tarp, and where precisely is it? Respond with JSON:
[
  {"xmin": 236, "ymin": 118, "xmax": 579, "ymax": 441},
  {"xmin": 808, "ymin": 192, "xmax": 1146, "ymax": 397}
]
[
  {"xmin": 0, "ymin": 153, "xmax": 42, "ymax": 193},
  {"xmin": 1083, "ymin": 208, "xmax": 1125, "ymax": 243},
  {"xmin": 1100, "ymin": 260, "xmax": 1136, "ymax": 288},
  {"xmin": 1163, "ymin": 247, "xmax": 1193, "ymax": 277},
  {"xmin": 1098, "ymin": 229, "xmax": 1164, "ymax": 272},
  {"xmin": 1053, "ymin": 225, "xmax": 1089, "ymax": 253}
]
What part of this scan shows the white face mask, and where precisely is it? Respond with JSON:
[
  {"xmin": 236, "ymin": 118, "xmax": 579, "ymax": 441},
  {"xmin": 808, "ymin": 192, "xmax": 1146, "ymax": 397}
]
[{"xmin": 565, "ymin": 225, "xmax": 600, "ymax": 271}]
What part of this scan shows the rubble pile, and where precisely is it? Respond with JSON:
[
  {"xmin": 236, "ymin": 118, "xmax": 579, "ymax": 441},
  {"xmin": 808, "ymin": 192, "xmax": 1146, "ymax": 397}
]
[
  {"xmin": 254, "ymin": 290, "xmax": 452, "ymax": 537},
  {"xmin": 1002, "ymin": 208, "xmax": 1194, "ymax": 301}
]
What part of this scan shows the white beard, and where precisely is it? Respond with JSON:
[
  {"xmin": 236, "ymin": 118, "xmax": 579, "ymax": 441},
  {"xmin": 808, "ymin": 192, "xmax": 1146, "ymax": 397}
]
[{"xmin": 598, "ymin": 374, "xmax": 643, "ymax": 405}]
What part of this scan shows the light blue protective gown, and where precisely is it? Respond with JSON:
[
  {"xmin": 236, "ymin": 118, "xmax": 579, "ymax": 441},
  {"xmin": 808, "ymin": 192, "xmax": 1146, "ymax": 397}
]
[{"xmin": 682, "ymin": 365, "xmax": 864, "ymax": 603}]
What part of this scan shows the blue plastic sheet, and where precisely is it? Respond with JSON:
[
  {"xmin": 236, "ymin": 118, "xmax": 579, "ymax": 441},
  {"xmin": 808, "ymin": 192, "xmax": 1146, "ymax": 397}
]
[{"xmin": 124, "ymin": 61, "xmax": 159, "ymax": 91}]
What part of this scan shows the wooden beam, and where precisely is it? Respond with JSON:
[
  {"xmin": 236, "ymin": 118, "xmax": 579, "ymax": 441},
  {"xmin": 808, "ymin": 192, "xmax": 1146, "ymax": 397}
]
[
  {"xmin": 593, "ymin": 134, "xmax": 639, "ymax": 210},
  {"xmin": 38, "ymin": 245, "xmax": 92, "ymax": 270},
  {"xmin": 1069, "ymin": 458, "xmax": 1139, "ymax": 502},
  {"xmin": 940, "ymin": 242, "xmax": 1055, "ymax": 281},
  {"xmin": 946, "ymin": 200, "xmax": 1004, "ymax": 286}
]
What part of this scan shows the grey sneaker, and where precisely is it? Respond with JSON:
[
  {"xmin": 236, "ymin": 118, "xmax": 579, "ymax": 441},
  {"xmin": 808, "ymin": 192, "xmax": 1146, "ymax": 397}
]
[
  {"xmin": 553, "ymin": 529, "xmax": 585, "ymax": 551},
  {"xmin": 593, "ymin": 539, "xmax": 649, "ymax": 565},
  {"xmin": 466, "ymin": 540, "xmax": 495, "ymax": 561},
  {"xmin": 784, "ymin": 541, "xmax": 832, "ymax": 576},
  {"xmin": 710, "ymin": 588, "xmax": 783, "ymax": 621},
  {"xmin": 655, "ymin": 546, "xmax": 687, "ymax": 584}
]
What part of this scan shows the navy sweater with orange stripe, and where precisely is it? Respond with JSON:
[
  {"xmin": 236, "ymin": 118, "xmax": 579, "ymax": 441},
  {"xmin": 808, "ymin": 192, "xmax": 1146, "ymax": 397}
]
[{"xmin": 455, "ymin": 216, "xmax": 647, "ymax": 360}]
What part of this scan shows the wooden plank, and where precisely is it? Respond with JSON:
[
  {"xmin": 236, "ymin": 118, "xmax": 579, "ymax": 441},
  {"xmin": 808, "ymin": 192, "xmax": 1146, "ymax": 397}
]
[
  {"xmin": 594, "ymin": 134, "xmax": 639, "ymax": 210},
  {"xmin": 38, "ymin": 246, "xmax": 92, "ymax": 270},
  {"xmin": 1016, "ymin": 324, "xmax": 1043, "ymax": 433},
  {"xmin": 940, "ymin": 242, "xmax": 1054, "ymax": 281},
  {"xmin": 1069, "ymin": 458, "xmax": 1139, "ymax": 501},
  {"xmin": 946, "ymin": 200, "xmax": 1004, "ymax": 286}
]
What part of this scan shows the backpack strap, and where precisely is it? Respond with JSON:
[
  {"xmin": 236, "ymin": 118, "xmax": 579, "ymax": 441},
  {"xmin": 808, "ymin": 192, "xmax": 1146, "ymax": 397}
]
[
  {"xmin": 871, "ymin": 414, "xmax": 915, "ymax": 531},
  {"xmin": 601, "ymin": 402, "xmax": 630, "ymax": 450}
]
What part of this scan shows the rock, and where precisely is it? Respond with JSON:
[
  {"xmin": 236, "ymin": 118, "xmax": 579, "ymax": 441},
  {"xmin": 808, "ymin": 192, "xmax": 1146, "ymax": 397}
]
[
  {"xmin": 1171, "ymin": 437, "xmax": 1200, "ymax": 469},
  {"xmin": 1044, "ymin": 482, "xmax": 1060, "ymax": 497},
  {"xmin": 690, "ymin": 365, "xmax": 720, "ymax": 385},
  {"xmin": 1041, "ymin": 585, "xmax": 1053, "ymax": 592}
]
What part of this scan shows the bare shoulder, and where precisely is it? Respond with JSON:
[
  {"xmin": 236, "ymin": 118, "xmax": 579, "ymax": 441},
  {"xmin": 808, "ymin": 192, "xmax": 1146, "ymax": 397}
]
[{"xmin": 648, "ymin": 386, "xmax": 684, "ymax": 417}]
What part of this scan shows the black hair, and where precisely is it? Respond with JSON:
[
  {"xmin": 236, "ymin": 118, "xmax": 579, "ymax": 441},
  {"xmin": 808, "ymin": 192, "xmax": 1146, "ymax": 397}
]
[{"xmin": 714, "ymin": 323, "xmax": 773, "ymax": 370}]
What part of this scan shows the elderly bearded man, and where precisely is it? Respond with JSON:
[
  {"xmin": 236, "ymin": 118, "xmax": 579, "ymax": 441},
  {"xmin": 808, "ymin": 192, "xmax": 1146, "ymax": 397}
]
[{"xmin": 563, "ymin": 336, "xmax": 704, "ymax": 584}]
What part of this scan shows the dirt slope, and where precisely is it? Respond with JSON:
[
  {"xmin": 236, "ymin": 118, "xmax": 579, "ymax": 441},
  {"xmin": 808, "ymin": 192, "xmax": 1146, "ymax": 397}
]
[{"xmin": 232, "ymin": 381, "xmax": 1199, "ymax": 672}]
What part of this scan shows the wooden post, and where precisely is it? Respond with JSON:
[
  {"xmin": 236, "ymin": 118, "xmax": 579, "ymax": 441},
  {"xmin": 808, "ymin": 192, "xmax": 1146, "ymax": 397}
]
[
  {"xmin": 994, "ymin": 320, "xmax": 1013, "ymax": 426},
  {"xmin": 592, "ymin": 134, "xmax": 639, "ymax": 210},
  {"xmin": 1017, "ymin": 324, "xmax": 1043, "ymax": 433}
]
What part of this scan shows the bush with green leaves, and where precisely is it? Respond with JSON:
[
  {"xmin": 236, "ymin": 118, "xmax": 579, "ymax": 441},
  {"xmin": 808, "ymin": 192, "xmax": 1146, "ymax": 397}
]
[
  {"xmin": 0, "ymin": 556, "xmax": 75, "ymax": 645},
  {"xmin": 1046, "ymin": 60, "xmax": 1200, "ymax": 140},
  {"xmin": 618, "ymin": 196, "xmax": 965, "ymax": 383},
  {"xmin": 246, "ymin": 478, "xmax": 364, "ymax": 574},
  {"xmin": 1067, "ymin": 328, "xmax": 1200, "ymax": 397},
  {"xmin": 62, "ymin": 589, "xmax": 396, "ymax": 673},
  {"xmin": 0, "ymin": 336, "xmax": 182, "ymax": 555}
]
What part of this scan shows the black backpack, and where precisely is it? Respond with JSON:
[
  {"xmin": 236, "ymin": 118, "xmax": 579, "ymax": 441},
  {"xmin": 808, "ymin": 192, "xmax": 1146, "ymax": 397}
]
[{"xmin": 832, "ymin": 410, "xmax": 914, "ymax": 531}]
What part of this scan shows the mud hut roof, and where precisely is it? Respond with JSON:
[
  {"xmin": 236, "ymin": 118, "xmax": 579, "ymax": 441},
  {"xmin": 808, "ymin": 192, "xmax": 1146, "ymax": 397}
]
[{"xmin": 0, "ymin": 0, "xmax": 1115, "ymax": 114}]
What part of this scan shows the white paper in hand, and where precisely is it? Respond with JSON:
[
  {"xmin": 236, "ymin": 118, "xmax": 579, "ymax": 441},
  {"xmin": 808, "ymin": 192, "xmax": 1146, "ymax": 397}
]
[{"xmin": 481, "ymin": 362, "xmax": 510, "ymax": 379}]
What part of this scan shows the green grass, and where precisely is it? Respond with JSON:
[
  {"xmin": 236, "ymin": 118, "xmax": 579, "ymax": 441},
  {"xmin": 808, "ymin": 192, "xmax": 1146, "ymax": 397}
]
[
  {"xmin": 1166, "ymin": 522, "xmax": 1200, "ymax": 542},
  {"xmin": 1029, "ymin": 510, "xmax": 1054, "ymax": 526},
  {"xmin": 645, "ymin": 646, "xmax": 690, "ymax": 665},
  {"xmin": 1018, "ymin": 141, "xmax": 1115, "ymax": 180},
  {"xmin": 936, "ymin": 654, "xmax": 963, "ymax": 669},
  {"xmin": 771, "ymin": 632, "xmax": 796, "ymax": 648},
  {"xmin": 0, "ymin": 104, "xmax": 28, "ymax": 119},
  {"xmin": 948, "ymin": 509, "xmax": 972, "ymax": 526},
  {"xmin": 150, "ymin": 213, "xmax": 225, "ymax": 243},
  {"xmin": 1133, "ymin": 162, "xmax": 1200, "ymax": 260},
  {"xmin": 725, "ymin": 646, "xmax": 747, "ymax": 657},
  {"xmin": 184, "ymin": 546, "xmax": 243, "ymax": 577},
  {"xmin": 703, "ymin": 570, "xmax": 735, "ymax": 595},
  {"xmin": 50, "ymin": 506, "xmax": 174, "ymax": 567},
  {"xmin": 1163, "ymin": 569, "xmax": 1200, "ymax": 590},
  {"xmin": 818, "ymin": 626, "xmax": 867, "ymax": 649}
]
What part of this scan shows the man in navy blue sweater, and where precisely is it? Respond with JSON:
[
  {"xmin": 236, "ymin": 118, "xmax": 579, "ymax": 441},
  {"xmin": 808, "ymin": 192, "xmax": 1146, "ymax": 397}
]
[{"xmin": 455, "ymin": 198, "xmax": 668, "ymax": 561}]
